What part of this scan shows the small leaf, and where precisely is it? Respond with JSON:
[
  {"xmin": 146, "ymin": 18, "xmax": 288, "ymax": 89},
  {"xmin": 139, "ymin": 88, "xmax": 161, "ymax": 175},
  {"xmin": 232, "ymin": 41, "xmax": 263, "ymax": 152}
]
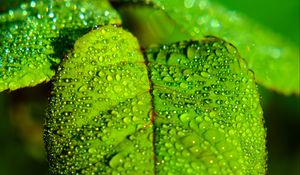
[
  {"xmin": 0, "ymin": 0, "xmax": 121, "ymax": 92},
  {"xmin": 113, "ymin": 0, "xmax": 299, "ymax": 95},
  {"xmin": 45, "ymin": 25, "xmax": 266, "ymax": 174}
]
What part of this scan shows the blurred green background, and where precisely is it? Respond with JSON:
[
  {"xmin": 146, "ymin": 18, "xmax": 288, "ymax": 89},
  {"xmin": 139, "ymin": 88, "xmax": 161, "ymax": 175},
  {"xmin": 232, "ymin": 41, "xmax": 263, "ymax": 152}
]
[{"xmin": 0, "ymin": 0, "xmax": 299, "ymax": 174}]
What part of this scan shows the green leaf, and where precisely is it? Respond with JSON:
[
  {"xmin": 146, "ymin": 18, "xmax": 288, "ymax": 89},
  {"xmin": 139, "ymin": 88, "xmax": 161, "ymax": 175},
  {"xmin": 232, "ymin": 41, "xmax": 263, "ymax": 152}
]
[
  {"xmin": 0, "ymin": 0, "xmax": 121, "ymax": 92},
  {"xmin": 147, "ymin": 38, "xmax": 266, "ymax": 174},
  {"xmin": 45, "ymin": 25, "xmax": 153, "ymax": 174},
  {"xmin": 45, "ymin": 26, "xmax": 266, "ymax": 174},
  {"xmin": 113, "ymin": 0, "xmax": 299, "ymax": 95}
]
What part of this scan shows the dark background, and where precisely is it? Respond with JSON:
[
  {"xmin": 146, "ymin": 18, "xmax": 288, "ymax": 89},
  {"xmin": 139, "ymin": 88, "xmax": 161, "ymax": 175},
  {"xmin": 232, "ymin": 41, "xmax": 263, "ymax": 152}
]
[{"xmin": 0, "ymin": 0, "xmax": 299, "ymax": 174}]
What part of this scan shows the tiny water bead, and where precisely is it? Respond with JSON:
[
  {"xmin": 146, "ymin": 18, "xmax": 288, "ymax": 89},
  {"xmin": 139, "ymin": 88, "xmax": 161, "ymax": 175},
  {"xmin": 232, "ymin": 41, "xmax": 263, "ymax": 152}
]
[{"xmin": 146, "ymin": 38, "xmax": 266, "ymax": 174}]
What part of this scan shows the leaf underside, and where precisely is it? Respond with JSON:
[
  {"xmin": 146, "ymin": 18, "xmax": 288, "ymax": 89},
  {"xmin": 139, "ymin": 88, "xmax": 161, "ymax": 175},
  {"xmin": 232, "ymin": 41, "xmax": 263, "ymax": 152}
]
[
  {"xmin": 0, "ymin": 0, "xmax": 121, "ymax": 92},
  {"xmin": 113, "ymin": 0, "xmax": 300, "ymax": 95},
  {"xmin": 45, "ymin": 26, "xmax": 266, "ymax": 174}
]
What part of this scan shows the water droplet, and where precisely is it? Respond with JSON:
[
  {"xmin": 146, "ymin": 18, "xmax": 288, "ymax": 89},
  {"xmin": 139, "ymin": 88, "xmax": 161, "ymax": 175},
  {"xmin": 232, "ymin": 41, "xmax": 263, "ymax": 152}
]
[
  {"xmin": 116, "ymin": 74, "xmax": 121, "ymax": 81},
  {"xmin": 107, "ymin": 75, "xmax": 113, "ymax": 81},
  {"xmin": 30, "ymin": 1, "xmax": 36, "ymax": 8},
  {"xmin": 204, "ymin": 129, "xmax": 223, "ymax": 143},
  {"xmin": 109, "ymin": 153, "xmax": 124, "ymax": 168},
  {"xmin": 181, "ymin": 134, "xmax": 198, "ymax": 148},
  {"xmin": 48, "ymin": 12, "xmax": 54, "ymax": 18},
  {"xmin": 163, "ymin": 76, "xmax": 173, "ymax": 82},
  {"xmin": 179, "ymin": 113, "xmax": 192, "ymax": 123},
  {"xmin": 200, "ymin": 71, "xmax": 209, "ymax": 78},
  {"xmin": 88, "ymin": 147, "xmax": 96, "ymax": 153},
  {"xmin": 184, "ymin": 0, "xmax": 196, "ymax": 8},
  {"xmin": 209, "ymin": 111, "xmax": 217, "ymax": 117},
  {"xmin": 180, "ymin": 82, "xmax": 188, "ymax": 89},
  {"xmin": 78, "ymin": 85, "xmax": 87, "ymax": 92}
]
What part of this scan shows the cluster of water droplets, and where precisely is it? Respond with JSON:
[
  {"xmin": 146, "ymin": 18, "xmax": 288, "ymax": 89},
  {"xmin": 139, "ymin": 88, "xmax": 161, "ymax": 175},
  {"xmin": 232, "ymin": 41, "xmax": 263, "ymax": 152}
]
[
  {"xmin": 145, "ymin": 37, "xmax": 266, "ymax": 174},
  {"xmin": 0, "ymin": 0, "xmax": 121, "ymax": 91}
]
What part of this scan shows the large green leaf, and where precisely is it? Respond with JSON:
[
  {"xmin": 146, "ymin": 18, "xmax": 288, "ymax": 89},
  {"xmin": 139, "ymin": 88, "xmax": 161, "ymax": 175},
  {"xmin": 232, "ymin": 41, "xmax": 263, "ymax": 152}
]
[
  {"xmin": 45, "ymin": 25, "xmax": 266, "ymax": 174},
  {"xmin": 147, "ymin": 38, "xmax": 266, "ymax": 174},
  {"xmin": 0, "ymin": 0, "xmax": 121, "ymax": 92},
  {"xmin": 113, "ymin": 0, "xmax": 299, "ymax": 95},
  {"xmin": 45, "ymin": 25, "xmax": 153, "ymax": 174}
]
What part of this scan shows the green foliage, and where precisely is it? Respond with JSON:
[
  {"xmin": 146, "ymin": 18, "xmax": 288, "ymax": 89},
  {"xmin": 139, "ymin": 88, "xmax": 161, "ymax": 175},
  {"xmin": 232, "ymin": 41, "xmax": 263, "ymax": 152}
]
[
  {"xmin": 0, "ymin": 0, "xmax": 121, "ymax": 92},
  {"xmin": 4, "ymin": 0, "xmax": 299, "ymax": 174},
  {"xmin": 114, "ymin": 0, "xmax": 299, "ymax": 95},
  {"xmin": 45, "ymin": 26, "xmax": 266, "ymax": 174},
  {"xmin": 1, "ymin": 0, "xmax": 299, "ymax": 175}
]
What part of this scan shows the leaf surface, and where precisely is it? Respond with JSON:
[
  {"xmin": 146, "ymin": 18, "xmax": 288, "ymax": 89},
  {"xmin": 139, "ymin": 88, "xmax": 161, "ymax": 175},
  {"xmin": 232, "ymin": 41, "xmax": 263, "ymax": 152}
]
[
  {"xmin": 45, "ymin": 26, "xmax": 266, "ymax": 174},
  {"xmin": 113, "ymin": 0, "xmax": 300, "ymax": 95},
  {"xmin": 0, "ymin": 0, "xmax": 121, "ymax": 92}
]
